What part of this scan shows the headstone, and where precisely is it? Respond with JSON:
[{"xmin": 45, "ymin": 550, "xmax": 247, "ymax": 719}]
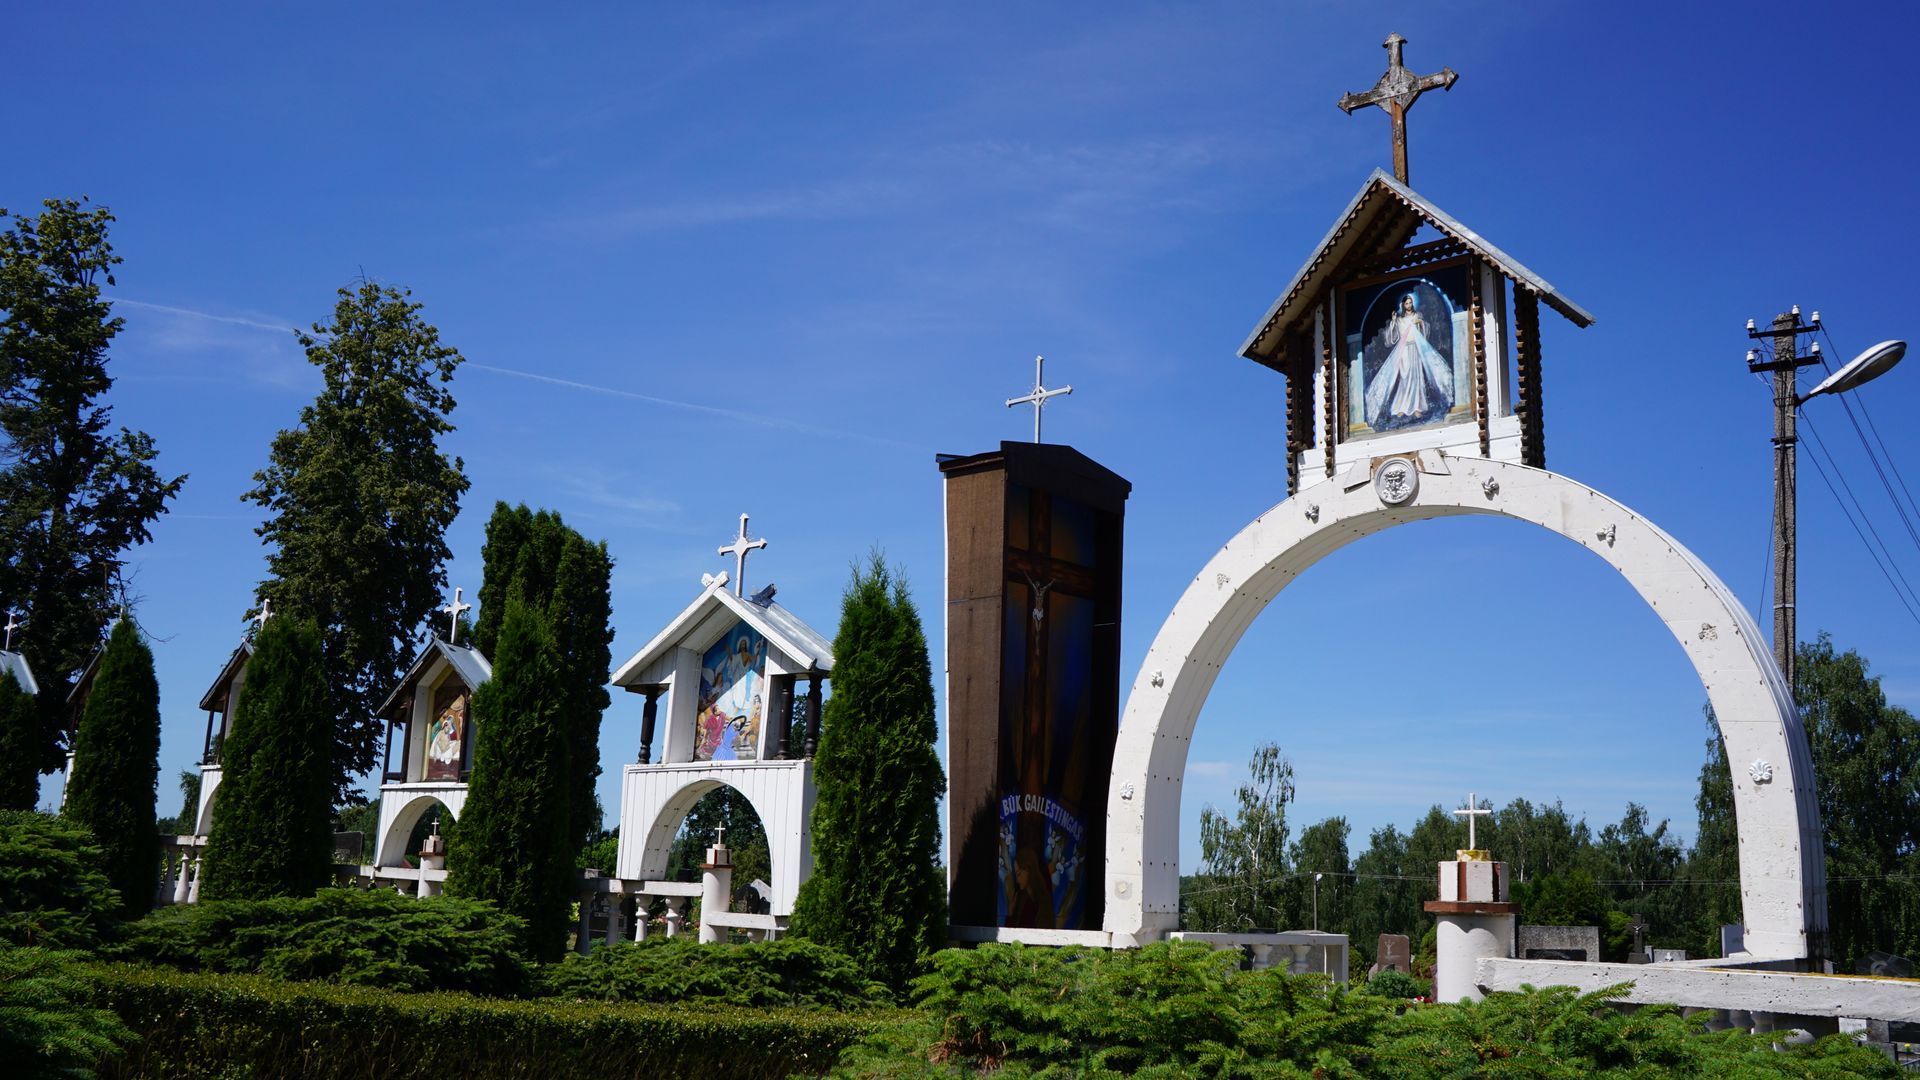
[
  {"xmin": 1719, "ymin": 923, "xmax": 1746, "ymax": 958},
  {"xmin": 1517, "ymin": 924, "xmax": 1600, "ymax": 962},
  {"xmin": 1650, "ymin": 948, "xmax": 1688, "ymax": 963},
  {"xmin": 939, "ymin": 443, "xmax": 1130, "ymax": 932},
  {"xmin": 1857, "ymin": 951, "xmax": 1915, "ymax": 978},
  {"xmin": 1369, "ymin": 933, "xmax": 1412, "ymax": 976},
  {"xmin": 332, "ymin": 831, "xmax": 365, "ymax": 865}
]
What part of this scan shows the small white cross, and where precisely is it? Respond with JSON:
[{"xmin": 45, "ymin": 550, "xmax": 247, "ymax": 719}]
[
  {"xmin": 714, "ymin": 824, "xmax": 727, "ymax": 849},
  {"xmin": 1454, "ymin": 792, "xmax": 1493, "ymax": 851},
  {"xmin": 717, "ymin": 514, "xmax": 768, "ymax": 598},
  {"xmin": 1006, "ymin": 355, "xmax": 1072, "ymax": 443},
  {"xmin": 441, "ymin": 587, "xmax": 472, "ymax": 644},
  {"xmin": 251, "ymin": 599, "xmax": 273, "ymax": 632},
  {"xmin": 3, "ymin": 610, "xmax": 22, "ymax": 651}
]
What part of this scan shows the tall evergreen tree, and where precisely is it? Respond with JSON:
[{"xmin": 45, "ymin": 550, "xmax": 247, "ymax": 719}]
[
  {"xmin": 0, "ymin": 199, "xmax": 184, "ymax": 802},
  {"xmin": 61, "ymin": 618, "xmax": 161, "ymax": 917},
  {"xmin": 449, "ymin": 599, "xmax": 574, "ymax": 961},
  {"xmin": 200, "ymin": 615, "xmax": 336, "ymax": 900},
  {"xmin": 791, "ymin": 555, "xmax": 945, "ymax": 991},
  {"xmin": 245, "ymin": 282, "xmax": 467, "ymax": 803},
  {"xmin": 0, "ymin": 669, "xmax": 37, "ymax": 810},
  {"xmin": 469, "ymin": 503, "xmax": 612, "ymax": 853}
]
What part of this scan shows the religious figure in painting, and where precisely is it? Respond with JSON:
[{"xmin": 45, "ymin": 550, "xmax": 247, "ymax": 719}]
[
  {"xmin": 1363, "ymin": 293, "xmax": 1454, "ymax": 429},
  {"xmin": 694, "ymin": 624, "xmax": 768, "ymax": 761},
  {"xmin": 425, "ymin": 692, "xmax": 465, "ymax": 781}
]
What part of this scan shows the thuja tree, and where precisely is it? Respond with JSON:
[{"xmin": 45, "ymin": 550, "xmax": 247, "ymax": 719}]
[
  {"xmin": 791, "ymin": 555, "xmax": 945, "ymax": 991},
  {"xmin": 450, "ymin": 599, "xmax": 574, "ymax": 962},
  {"xmin": 0, "ymin": 669, "xmax": 37, "ymax": 809},
  {"xmin": 470, "ymin": 503, "xmax": 612, "ymax": 853},
  {"xmin": 0, "ymin": 199, "xmax": 184, "ymax": 806},
  {"xmin": 61, "ymin": 618, "xmax": 161, "ymax": 917},
  {"xmin": 200, "ymin": 615, "xmax": 336, "ymax": 900},
  {"xmin": 245, "ymin": 282, "xmax": 468, "ymax": 803}
]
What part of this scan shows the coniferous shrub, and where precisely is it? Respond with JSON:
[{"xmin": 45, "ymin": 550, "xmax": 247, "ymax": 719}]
[
  {"xmin": 108, "ymin": 888, "xmax": 532, "ymax": 996},
  {"xmin": 538, "ymin": 939, "xmax": 890, "ymax": 1010},
  {"xmin": 0, "ymin": 810, "xmax": 121, "ymax": 949},
  {"xmin": 449, "ymin": 599, "xmax": 574, "ymax": 962},
  {"xmin": 0, "ymin": 669, "xmax": 39, "ymax": 810},
  {"xmin": 61, "ymin": 618, "xmax": 162, "ymax": 918},
  {"xmin": 791, "ymin": 555, "xmax": 946, "ymax": 992},
  {"xmin": 0, "ymin": 946, "xmax": 133, "ymax": 1080},
  {"xmin": 199, "ymin": 615, "xmax": 337, "ymax": 900}
]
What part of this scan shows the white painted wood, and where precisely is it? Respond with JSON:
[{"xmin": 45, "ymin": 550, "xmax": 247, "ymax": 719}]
[
  {"xmin": 373, "ymin": 783, "xmax": 469, "ymax": 867},
  {"xmin": 1104, "ymin": 455, "xmax": 1826, "ymax": 959},
  {"xmin": 193, "ymin": 763, "xmax": 221, "ymax": 836},
  {"xmin": 661, "ymin": 648, "xmax": 699, "ymax": 764},
  {"xmin": 615, "ymin": 759, "xmax": 813, "ymax": 916},
  {"xmin": 1477, "ymin": 957, "xmax": 1920, "ymax": 1021},
  {"xmin": 1481, "ymin": 264, "xmax": 1511, "ymax": 417},
  {"xmin": 1311, "ymin": 301, "xmax": 1328, "ymax": 451},
  {"xmin": 950, "ymin": 925, "xmax": 1117, "ymax": 947}
]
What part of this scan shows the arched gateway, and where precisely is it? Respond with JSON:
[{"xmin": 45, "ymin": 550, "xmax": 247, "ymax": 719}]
[{"xmin": 1101, "ymin": 453, "xmax": 1829, "ymax": 959}]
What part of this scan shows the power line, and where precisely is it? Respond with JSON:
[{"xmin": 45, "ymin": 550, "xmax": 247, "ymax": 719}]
[{"xmin": 1799, "ymin": 409, "xmax": 1920, "ymax": 628}]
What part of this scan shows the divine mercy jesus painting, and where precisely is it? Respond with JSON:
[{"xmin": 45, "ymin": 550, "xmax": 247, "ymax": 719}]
[{"xmin": 1343, "ymin": 262, "xmax": 1472, "ymax": 438}]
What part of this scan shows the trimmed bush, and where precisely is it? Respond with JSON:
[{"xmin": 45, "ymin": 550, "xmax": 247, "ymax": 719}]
[
  {"xmin": 0, "ymin": 810, "xmax": 122, "ymax": 949},
  {"xmin": 0, "ymin": 946, "xmax": 133, "ymax": 1080},
  {"xmin": 63, "ymin": 617, "xmax": 164, "ymax": 919},
  {"xmin": 85, "ymin": 962, "xmax": 894, "ymax": 1080},
  {"xmin": 539, "ymin": 939, "xmax": 890, "ymax": 1010},
  {"xmin": 107, "ymin": 888, "xmax": 532, "ymax": 996},
  {"xmin": 1363, "ymin": 968, "xmax": 1429, "ymax": 1000}
]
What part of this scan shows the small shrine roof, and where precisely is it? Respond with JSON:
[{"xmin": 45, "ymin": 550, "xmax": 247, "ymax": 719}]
[
  {"xmin": 67, "ymin": 647, "xmax": 103, "ymax": 707},
  {"xmin": 0, "ymin": 650, "xmax": 38, "ymax": 697},
  {"xmin": 376, "ymin": 638, "xmax": 492, "ymax": 718},
  {"xmin": 197, "ymin": 642, "xmax": 253, "ymax": 711},
  {"xmin": 1240, "ymin": 169, "xmax": 1594, "ymax": 369},
  {"xmin": 611, "ymin": 577, "xmax": 834, "ymax": 688}
]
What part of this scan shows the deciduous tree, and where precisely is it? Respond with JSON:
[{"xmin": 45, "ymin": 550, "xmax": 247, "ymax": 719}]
[
  {"xmin": 0, "ymin": 199, "xmax": 184, "ymax": 803},
  {"xmin": 61, "ymin": 617, "xmax": 161, "ymax": 917},
  {"xmin": 791, "ymin": 555, "xmax": 945, "ymax": 991},
  {"xmin": 1184, "ymin": 742, "xmax": 1294, "ymax": 933},
  {"xmin": 245, "ymin": 282, "xmax": 467, "ymax": 802}
]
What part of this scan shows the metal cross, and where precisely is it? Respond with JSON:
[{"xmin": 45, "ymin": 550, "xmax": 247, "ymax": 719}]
[
  {"xmin": 251, "ymin": 598, "xmax": 273, "ymax": 632},
  {"xmin": 1006, "ymin": 355, "xmax": 1072, "ymax": 443},
  {"xmin": 1336, "ymin": 33, "xmax": 1458, "ymax": 184},
  {"xmin": 1453, "ymin": 792, "xmax": 1492, "ymax": 851},
  {"xmin": 3, "ymin": 610, "xmax": 22, "ymax": 651},
  {"xmin": 717, "ymin": 514, "xmax": 768, "ymax": 598},
  {"xmin": 441, "ymin": 586, "xmax": 472, "ymax": 644}
]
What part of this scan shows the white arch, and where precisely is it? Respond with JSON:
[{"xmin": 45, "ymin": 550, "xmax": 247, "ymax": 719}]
[
  {"xmin": 616, "ymin": 760, "xmax": 814, "ymax": 916},
  {"xmin": 1102, "ymin": 454, "xmax": 1827, "ymax": 959},
  {"xmin": 377, "ymin": 793, "xmax": 458, "ymax": 868}
]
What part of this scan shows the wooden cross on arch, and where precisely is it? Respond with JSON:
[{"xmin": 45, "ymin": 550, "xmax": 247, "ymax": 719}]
[{"xmin": 1337, "ymin": 33, "xmax": 1458, "ymax": 184}]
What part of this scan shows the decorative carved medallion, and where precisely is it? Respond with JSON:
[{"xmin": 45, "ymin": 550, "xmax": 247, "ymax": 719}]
[
  {"xmin": 1119, "ymin": 782, "xmax": 1135, "ymax": 801},
  {"xmin": 1597, "ymin": 523, "xmax": 1617, "ymax": 548},
  {"xmin": 1481, "ymin": 476, "xmax": 1499, "ymax": 499},
  {"xmin": 1305, "ymin": 503, "xmax": 1321, "ymax": 523},
  {"xmin": 1748, "ymin": 759, "xmax": 1774, "ymax": 784},
  {"xmin": 1150, "ymin": 671, "xmax": 1164, "ymax": 688},
  {"xmin": 1374, "ymin": 458, "xmax": 1419, "ymax": 505}
]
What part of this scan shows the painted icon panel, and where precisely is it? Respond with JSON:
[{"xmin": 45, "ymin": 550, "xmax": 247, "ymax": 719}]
[
  {"xmin": 1343, "ymin": 260, "xmax": 1473, "ymax": 439},
  {"xmin": 695, "ymin": 621, "xmax": 768, "ymax": 762},
  {"xmin": 424, "ymin": 685, "xmax": 466, "ymax": 782}
]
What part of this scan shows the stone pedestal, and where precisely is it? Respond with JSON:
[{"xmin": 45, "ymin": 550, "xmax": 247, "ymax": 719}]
[
  {"xmin": 699, "ymin": 838, "xmax": 733, "ymax": 944},
  {"xmin": 1424, "ymin": 850, "xmax": 1516, "ymax": 1003},
  {"xmin": 417, "ymin": 833, "xmax": 447, "ymax": 899}
]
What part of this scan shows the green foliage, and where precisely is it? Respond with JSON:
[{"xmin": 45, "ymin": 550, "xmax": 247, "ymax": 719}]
[
  {"xmin": 791, "ymin": 554, "xmax": 946, "ymax": 992},
  {"xmin": 838, "ymin": 942, "xmax": 1900, "ymax": 1079},
  {"xmin": 470, "ymin": 503, "xmax": 613, "ymax": 854},
  {"xmin": 1186, "ymin": 742, "xmax": 1294, "ymax": 932},
  {"xmin": 449, "ymin": 599, "xmax": 574, "ymax": 962},
  {"xmin": 0, "ymin": 946, "xmax": 133, "ymax": 1080},
  {"xmin": 539, "ymin": 939, "xmax": 890, "ymax": 1010},
  {"xmin": 108, "ymin": 888, "xmax": 532, "ymax": 997},
  {"xmin": 0, "ymin": 810, "xmax": 121, "ymax": 949},
  {"xmin": 200, "ymin": 616, "xmax": 336, "ymax": 901},
  {"xmin": 1361, "ymin": 968, "xmax": 1427, "ymax": 1000},
  {"xmin": 61, "ymin": 618, "xmax": 161, "ymax": 918},
  {"xmin": 153, "ymin": 770, "xmax": 199, "ymax": 837},
  {"xmin": 1514, "ymin": 868, "xmax": 1610, "ymax": 929},
  {"xmin": 0, "ymin": 669, "xmax": 38, "ymax": 810},
  {"xmin": 669, "ymin": 786, "xmax": 771, "ymax": 893},
  {"xmin": 244, "ymin": 281, "xmax": 468, "ymax": 802},
  {"xmin": 0, "ymin": 199, "xmax": 185, "ymax": 794},
  {"xmin": 1283, "ymin": 815, "xmax": 1349, "ymax": 932},
  {"xmin": 83, "ymin": 962, "xmax": 891, "ymax": 1080}
]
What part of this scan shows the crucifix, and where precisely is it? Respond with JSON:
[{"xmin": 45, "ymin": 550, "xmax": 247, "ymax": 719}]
[
  {"xmin": 717, "ymin": 513, "xmax": 768, "ymax": 598},
  {"xmin": 251, "ymin": 598, "xmax": 273, "ymax": 632},
  {"xmin": 441, "ymin": 587, "xmax": 472, "ymax": 644},
  {"xmin": 3, "ymin": 610, "xmax": 22, "ymax": 651},
  {"xmin": 1453, "ymin": 792, "xmax": 1492, "ymax": 851},
  {"xmin": 1006, "ymin": 355, "xmax": 1072, "ymax": 443},
  {"xmin": 1336, "ymin": 33, "xmax": 1458, "ymax": 184}
]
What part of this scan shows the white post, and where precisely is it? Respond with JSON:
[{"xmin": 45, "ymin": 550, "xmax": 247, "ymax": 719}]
[
  {"xmin": 664, "ymin": 898, "xmax": 686, "ymax": 939},
  {"xmin": 417, "ymin": 832, "xmax": 447, "ymax": 899},
  {"xmin": 699, "ymin": 832, "xmax": 733, "ymax": 945},
  {"xmin": 632, "ymin": 896, "xmax": 650, "ymax": 942},
  {"xmin": 185, "ymin": 854, "xmax": 203, "ymax": 903},
  {"xmin": 1427, "ymin": 850, "xmax": 1516, "ymax": 1003},
  {"xmin": 606, "ymin": 898, "xmax": 627, "ymax": 948}
]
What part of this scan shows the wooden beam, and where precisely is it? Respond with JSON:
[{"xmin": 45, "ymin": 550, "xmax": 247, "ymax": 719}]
[
  {"xmin": 1469, "ymin": 258, "xmax": 1490, "ymax": 456},
  {"xmin": 1514, "ymin": 288, "xmax": 1544, "ymax": 468}
]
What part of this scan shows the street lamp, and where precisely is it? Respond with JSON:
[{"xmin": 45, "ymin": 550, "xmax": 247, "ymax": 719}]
[
  {"xmin": 1312, "ymin": 872, "xmax": 1324, "ymax": 931},
  {"xmin": 1747, "ymin": 312, "xmax": 1906, "ymax": 691}
]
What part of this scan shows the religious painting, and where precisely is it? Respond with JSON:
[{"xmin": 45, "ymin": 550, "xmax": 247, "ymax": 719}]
[
  {"xmin": 694, "ymin": 622, "xmax": 768, "ymax": 762},
  {"xmin": 1342, "ymin": 260, "xmax": 1473, "ymax": 439},
  {"xmin": 424, "ymin": 683, "xmax": 467, "ymax": 782}
]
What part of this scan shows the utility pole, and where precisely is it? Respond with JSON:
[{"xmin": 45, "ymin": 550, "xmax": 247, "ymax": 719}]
[{"xmin": 1747, "ymin": 309, "xmax": 1821, "ymax": 693}]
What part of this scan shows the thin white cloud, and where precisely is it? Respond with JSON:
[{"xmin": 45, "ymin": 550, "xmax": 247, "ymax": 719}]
[{"xmin": 113, "ymin": 298, "xmax": 298, "ymax": 334}]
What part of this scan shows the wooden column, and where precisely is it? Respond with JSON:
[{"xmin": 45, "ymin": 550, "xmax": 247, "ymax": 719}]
[
  {"xmin": 770, "ymin": 676, "xmax": 794, "ymax": 760},
  {"xmin": 1320, "ymin": 298, "xmax": 1337, "ymax": 478},
  {"xmin": 637, "ymin": 687, "xmax": 661, "ymax": 764},
  {"xmin": 1469, "ymin": 259, "xmax": 1490, "ymax": 456},
  {"xmin": 1513, "ymin": 287, "xmax": 1544, "ymax": 468},
  {"xmin": 803, "ymin": 666, "xmax": 823, "ymax": 757}
]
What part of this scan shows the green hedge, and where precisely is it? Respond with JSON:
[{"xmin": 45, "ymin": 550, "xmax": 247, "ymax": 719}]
[
  {"xmin": 538, "ymin": 939, "xmax": 891, "ymax": 1010},
  {"xmin": 85, "ymin": 963, "xmax": 901, "ymax": 1079}
]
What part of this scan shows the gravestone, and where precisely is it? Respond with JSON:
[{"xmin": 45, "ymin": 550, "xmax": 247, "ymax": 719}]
[
  {"xmin": 1518, "ymin": 924, "xmax": 1601, "ymax": 962},
  {"xmin": 1369, "ymin": 933, "xmax": 1411, "ymax": 976}
]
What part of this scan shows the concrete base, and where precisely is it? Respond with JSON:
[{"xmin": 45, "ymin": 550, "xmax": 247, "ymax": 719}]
[{"xmin": 1436, "ymin": 914, "xmax": 1516, "ymax": 1003}]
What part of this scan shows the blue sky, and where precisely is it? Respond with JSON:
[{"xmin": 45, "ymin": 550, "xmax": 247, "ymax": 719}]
[{"xmin": 8, "ymin": 2, "xmax": 1918, "ymax": 867}]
